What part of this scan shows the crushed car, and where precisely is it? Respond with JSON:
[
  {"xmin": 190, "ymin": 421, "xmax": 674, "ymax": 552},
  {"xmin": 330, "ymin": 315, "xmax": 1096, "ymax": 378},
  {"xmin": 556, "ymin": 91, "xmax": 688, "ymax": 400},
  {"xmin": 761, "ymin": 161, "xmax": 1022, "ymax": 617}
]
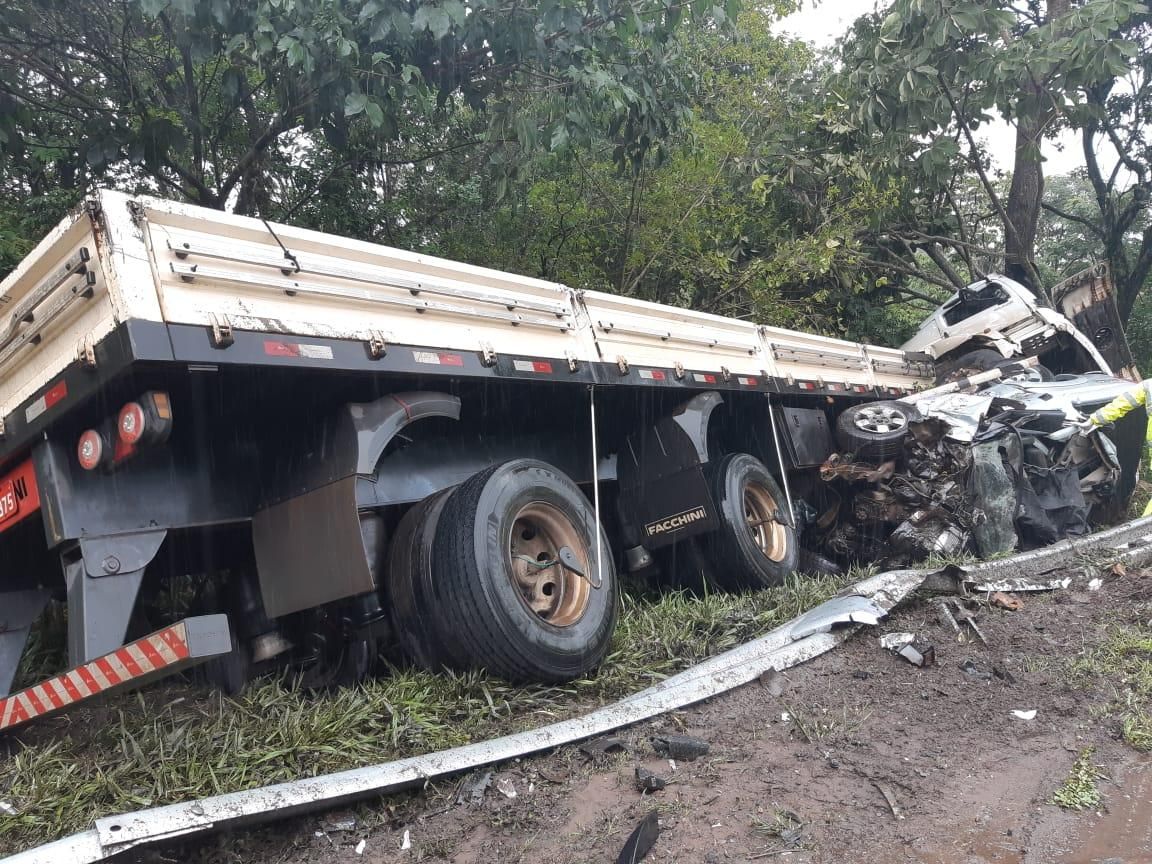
[{"xmin": 802, "ymin": 364, "xmax": 1145, "ymax": 569}]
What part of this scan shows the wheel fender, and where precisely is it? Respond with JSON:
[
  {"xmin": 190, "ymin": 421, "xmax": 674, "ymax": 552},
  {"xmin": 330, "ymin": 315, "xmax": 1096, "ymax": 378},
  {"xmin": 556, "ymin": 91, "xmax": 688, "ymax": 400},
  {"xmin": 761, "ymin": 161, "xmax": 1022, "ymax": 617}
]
[
  {"xmin": 347, "ymin": 392, "xmax": 462, "ymax": 476},
  {"xmin": 669, "ymin": 391, "xmax": 724, "ymax": 464}
]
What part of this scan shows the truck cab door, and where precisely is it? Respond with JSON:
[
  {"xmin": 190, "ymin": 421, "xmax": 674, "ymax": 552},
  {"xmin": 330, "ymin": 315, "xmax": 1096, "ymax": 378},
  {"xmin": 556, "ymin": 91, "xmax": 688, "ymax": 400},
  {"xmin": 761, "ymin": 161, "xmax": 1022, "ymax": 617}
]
[{"xmin": 1052, "ymin": 264, "xmax": 1139, "ymax": 381}]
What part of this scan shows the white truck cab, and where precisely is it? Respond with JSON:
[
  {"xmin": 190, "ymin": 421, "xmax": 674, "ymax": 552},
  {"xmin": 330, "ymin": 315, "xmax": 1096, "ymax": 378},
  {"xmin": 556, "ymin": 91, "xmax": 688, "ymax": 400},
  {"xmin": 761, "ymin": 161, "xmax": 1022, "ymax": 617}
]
[{"xmin": 901, "ymin": 267, "xmax": 1138, "ymax": 382}]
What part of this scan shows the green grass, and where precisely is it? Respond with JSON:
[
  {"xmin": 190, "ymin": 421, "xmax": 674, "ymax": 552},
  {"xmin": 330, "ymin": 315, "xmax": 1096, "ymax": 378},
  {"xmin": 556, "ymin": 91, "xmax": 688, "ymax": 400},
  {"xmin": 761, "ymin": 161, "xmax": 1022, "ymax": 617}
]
[
  {"xmin": 1068, "ymin": 620, "xmax": 1152, "ymax": 752},
  {"xmin": 1051, "ymin": 747, "xmax": 1103, "ymax": 810},
  {"xmin": 0, "ymin": 572, "xmax": 848, "ymax": 853}
]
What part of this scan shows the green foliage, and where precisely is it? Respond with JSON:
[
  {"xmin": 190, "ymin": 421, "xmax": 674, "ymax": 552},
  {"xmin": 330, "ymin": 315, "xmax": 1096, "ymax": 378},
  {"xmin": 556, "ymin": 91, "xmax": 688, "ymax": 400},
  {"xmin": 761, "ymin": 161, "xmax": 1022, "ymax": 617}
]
[
  {"xmin": 1051, "ymin": 746, "xmax": 1103, "ymax": 810},
  {"xmin": 0, "ymin": 0, "xmax": 735, "ymax": 215}
]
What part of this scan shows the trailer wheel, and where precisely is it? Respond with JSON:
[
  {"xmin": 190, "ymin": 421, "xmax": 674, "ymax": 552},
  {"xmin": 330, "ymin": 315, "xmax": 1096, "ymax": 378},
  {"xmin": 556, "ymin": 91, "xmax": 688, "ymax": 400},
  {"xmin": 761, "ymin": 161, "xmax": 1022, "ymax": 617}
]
[
  {"xmin": 432, "ymin": 459, "xmax": 619, "ymax": 683},
  {"xmin": 835, "ymin": 401, "xmax": 921, "ymax": 462},
  {"xmin": 385, "ymin": 488, "xmax": 461, "ymax": 670},
  {"xmin": 701, "ymin": 453, "xmax": 798, "ymax": 589}
]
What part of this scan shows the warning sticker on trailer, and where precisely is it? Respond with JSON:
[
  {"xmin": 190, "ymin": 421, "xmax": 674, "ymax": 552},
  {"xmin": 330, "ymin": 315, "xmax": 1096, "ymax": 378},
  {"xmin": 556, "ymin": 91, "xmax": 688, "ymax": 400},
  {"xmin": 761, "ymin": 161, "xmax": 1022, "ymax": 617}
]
[
  {"xmin": 413, "ymin": 350, "xmax": 464, "ymax": 367},
  {"xmin": 637, "ymin": 369, "xmax": 667, "ymax": 381},
  {"xmin": 738, "ymin": 376, "xmax": 758, "ymax": 387},
  {"xmin": 512, "ymin": 359, "xmax": 554, "ymax": 374},
  {"xmin": 25, "ymin": 380, "xmax": 68, "ymax": 424},
  {"xmin": 263, "ymin": 340, "xmax": 334, "ymax": 360},
  {"xmin": 693, "ymin": 373, "xmax": 717, "ymax": 384}
]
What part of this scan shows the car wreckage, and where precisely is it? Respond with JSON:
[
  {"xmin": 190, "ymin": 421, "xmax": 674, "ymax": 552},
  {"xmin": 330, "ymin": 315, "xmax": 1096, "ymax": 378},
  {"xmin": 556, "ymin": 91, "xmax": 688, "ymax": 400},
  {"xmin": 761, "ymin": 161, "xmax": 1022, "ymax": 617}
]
[{"xmin": 795, "ymin": 267, "xmax": 1144, "ymax": 573}]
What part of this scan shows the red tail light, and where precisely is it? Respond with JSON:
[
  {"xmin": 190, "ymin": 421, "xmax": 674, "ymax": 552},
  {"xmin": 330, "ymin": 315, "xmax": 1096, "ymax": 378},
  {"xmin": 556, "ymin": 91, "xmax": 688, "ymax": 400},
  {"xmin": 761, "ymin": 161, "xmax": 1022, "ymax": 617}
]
[
  {"xmin": 118, "ymin": 401, "xmax": 146, "ymax": 445},
  {"xmin": 77, "ymin": 429, "xmax": 107, "ymax": 471}
]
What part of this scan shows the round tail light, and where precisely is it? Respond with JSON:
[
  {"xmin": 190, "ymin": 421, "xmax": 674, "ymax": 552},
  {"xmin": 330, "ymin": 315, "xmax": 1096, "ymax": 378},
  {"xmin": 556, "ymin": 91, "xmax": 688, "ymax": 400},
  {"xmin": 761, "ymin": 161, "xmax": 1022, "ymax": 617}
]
[
  {"xmin": 118, "ymin": 401, "xmax": 146, "ymax": 445},
  {"xmin": 77, "ymin": 429, "xmax": 105, "ymax": 471}
]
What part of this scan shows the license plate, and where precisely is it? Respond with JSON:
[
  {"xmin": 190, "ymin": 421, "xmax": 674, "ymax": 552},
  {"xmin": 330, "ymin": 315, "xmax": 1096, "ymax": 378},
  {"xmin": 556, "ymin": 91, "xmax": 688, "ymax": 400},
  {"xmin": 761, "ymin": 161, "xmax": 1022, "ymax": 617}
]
[{"xmin": 0, "ymin": 480, "xmax": 17, "ymax": 525}]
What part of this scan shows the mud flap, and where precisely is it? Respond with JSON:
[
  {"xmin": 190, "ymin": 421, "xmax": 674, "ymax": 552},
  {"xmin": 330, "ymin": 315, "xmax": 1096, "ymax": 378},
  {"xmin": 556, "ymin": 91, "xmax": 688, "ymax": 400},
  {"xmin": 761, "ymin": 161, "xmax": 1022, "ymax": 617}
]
[{"xmin": 252, "ymin": 392, "xmax": 460, "ymax": 617}]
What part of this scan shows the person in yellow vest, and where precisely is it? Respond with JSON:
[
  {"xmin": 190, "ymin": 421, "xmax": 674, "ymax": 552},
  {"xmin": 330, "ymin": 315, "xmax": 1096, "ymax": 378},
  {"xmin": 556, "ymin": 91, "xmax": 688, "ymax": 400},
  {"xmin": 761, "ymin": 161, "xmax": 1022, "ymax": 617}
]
[{"xmin": 1078, "ymin": 379, "xmax": 1152, "ymax": 516}]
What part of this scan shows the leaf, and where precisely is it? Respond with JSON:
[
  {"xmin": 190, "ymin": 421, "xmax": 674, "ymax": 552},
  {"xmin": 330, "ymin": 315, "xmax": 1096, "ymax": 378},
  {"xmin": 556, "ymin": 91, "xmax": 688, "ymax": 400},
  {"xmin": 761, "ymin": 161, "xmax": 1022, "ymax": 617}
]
[
  {"xmin": 413, "ymin": 5, "xmax": 452, "ymax": 39},
  {"xmin": 364, "ymin": 100, "xmax": 385, "ymax": 127},
  {"xmin": 344, "ymin": 92, "xmax": 369, "ymax": 116}
]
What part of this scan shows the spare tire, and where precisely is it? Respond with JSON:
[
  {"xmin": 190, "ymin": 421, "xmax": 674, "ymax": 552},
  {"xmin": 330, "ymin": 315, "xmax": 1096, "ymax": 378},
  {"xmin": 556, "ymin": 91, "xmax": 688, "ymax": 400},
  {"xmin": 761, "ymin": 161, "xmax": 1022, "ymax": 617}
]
[
  {"xmin": 431, "ymin": 459, "xmax": 619, "ymax": 683},
  {"xmin": 835, "ymin": 400, "xmax": 922, "ymax": 462}
]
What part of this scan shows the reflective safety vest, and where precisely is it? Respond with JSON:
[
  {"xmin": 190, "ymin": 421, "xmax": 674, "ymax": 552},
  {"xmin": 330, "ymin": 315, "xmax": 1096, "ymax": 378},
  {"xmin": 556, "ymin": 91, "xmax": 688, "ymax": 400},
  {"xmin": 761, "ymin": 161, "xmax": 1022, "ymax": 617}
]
[{"xmin": 1089, "ymin": 379, "xmax": 1152, "ymax": 517}]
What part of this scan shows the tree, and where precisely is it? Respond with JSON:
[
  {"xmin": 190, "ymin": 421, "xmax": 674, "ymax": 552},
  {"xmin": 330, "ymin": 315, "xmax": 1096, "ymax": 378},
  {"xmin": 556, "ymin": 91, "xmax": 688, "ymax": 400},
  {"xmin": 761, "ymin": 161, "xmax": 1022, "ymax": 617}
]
[
  {"xmin": 838, "ymin": 0, "xmax": 1149, "ymax": 299},
  {"xmin": 0, "ymin": 0, "xmax": 731, "ymax": 217}
]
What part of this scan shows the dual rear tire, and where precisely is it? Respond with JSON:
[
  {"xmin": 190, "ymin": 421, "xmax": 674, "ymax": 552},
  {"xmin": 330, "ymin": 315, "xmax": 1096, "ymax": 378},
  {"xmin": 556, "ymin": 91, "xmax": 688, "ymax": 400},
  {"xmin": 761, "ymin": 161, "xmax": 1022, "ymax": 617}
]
[{"xmin": 386, "ymin": 459, "xmax": 619, "ymax": 683}]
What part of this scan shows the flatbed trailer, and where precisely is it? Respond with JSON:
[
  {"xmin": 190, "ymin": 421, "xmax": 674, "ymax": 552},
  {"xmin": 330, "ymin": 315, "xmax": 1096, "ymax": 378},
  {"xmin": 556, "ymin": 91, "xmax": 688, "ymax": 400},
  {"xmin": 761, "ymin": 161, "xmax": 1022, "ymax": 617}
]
[{"xmin": 0, "ymin": 190, "xmax": 952, "ymax": 718}]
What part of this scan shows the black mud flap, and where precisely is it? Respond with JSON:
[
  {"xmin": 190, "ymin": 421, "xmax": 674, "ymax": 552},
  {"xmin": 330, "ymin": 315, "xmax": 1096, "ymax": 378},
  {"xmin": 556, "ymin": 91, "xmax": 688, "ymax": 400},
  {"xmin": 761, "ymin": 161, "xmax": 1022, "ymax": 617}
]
[{"xmin": 616, "ymin": 393, "xmax": 720, "ymax": 552}]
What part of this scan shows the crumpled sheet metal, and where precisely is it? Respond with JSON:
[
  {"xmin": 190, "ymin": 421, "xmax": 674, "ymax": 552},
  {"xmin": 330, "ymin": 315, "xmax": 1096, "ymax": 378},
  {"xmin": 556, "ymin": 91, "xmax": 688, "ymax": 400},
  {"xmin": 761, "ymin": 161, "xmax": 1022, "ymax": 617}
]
[
  {"xmin": 910, "ymin": 392, "xmax": 993, "ymax": 442},
  {"xmin": 789, "ymin": 594, "xmax": 889, "ymax": 640},
  {"xmin": 11, "ymin": 517, "xmax": 1152, "ymax": 864}
]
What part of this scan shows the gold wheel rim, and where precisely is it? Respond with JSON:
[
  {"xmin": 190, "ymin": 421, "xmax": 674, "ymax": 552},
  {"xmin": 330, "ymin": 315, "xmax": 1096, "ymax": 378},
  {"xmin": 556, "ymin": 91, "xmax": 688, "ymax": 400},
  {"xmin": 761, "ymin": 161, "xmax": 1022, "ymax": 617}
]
[
  {"xmin": 507, "ymin": 502, "xmax": 591, "ymax": 627},
  {"xmin": 743, "ymin": 482, "xmax": 788, "ymax": 563}
]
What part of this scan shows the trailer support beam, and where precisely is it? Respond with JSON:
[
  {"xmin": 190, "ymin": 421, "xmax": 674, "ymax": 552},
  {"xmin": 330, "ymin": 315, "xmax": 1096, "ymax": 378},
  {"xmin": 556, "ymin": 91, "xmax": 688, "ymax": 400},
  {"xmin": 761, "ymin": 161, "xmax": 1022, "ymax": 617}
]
[
  {"xmin": 0, "ymin": 588, "xmax": 49, "ymax": 697},
  {"xmin": 65, "ymin": 529, "xmax": 166, "ymax": 666}
]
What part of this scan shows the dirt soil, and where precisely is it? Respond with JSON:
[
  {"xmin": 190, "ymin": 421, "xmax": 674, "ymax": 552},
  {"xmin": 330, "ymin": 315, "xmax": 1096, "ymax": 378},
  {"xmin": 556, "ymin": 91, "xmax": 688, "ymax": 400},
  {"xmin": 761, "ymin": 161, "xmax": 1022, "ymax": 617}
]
[{"xmin": 137, "ymin": 571, "xmax": 1152, "ymax": 864}]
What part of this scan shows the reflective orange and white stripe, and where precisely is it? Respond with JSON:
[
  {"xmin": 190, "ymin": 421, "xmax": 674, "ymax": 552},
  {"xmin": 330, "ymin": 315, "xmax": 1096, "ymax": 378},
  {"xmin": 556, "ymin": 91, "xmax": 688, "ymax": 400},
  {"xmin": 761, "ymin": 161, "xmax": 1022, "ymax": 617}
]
[{"xmin": 0, "ymin": 622, "xmax": 191, "ymax": 732}]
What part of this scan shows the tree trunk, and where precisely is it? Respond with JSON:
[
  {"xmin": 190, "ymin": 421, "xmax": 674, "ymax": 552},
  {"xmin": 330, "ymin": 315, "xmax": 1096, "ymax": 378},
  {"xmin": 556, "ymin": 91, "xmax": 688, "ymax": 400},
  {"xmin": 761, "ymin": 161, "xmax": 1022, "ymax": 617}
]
[
  {"xmin": 1003, "ymin": 113, "xmax": 1044, "ymax": 290},
  {"xmin": 1003, "ymin": 0, "xmax": 1070, "ymax": 295}
]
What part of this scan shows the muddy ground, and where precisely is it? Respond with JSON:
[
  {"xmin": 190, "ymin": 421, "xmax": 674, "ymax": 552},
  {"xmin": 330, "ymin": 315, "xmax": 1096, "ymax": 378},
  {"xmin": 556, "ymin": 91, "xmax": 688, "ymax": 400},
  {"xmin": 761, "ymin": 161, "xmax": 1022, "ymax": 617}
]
[{"xmin": 141, "ymin": 571, "xmax": 1152, "ymax": 864}]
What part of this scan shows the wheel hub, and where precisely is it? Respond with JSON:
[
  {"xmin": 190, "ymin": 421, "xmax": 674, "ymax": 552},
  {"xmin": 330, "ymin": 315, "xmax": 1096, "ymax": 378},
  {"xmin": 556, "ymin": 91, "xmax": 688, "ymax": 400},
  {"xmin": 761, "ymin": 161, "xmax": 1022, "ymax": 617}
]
[
  {"xmin": 507, "ymin": 502, "xmax": 591, "ymax": 627},
  {"xmin": 743, "ymin": 482, "xmax": 789, "ymax": 563},
  {"xmin": 854, "ymin": 404, "xmax": 908, "ymax": 434}
]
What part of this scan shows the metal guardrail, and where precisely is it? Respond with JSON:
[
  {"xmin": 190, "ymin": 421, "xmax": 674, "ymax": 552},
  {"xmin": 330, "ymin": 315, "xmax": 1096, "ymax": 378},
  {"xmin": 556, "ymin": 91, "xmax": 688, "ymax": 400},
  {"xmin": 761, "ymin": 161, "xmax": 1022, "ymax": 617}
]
[{"xmin": 6, "ymin": 515, "xmax": 1152, "ymax": 864}]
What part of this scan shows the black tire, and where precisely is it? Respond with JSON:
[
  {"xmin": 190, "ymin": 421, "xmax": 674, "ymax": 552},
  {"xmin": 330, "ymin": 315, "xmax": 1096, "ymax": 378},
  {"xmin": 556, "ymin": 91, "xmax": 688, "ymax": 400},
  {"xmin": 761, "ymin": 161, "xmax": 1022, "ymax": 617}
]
[
  {"xmin": 937, "ymin": 349, "xmax": 1053, "ymax": 383},
  {"xmin": 835, "ymin": 401, "xmax": 921, "ymax": 462},
  {"xmin": 699, "ymin": 453, "xmax": 799, "ymax": 590},
  {"xmin": 385, "ymin": 488, "xmax": 461, "ymax": 670},
  {"xmin": 431, "ymin": 459, "xmax": 619, "ymax": 683}
]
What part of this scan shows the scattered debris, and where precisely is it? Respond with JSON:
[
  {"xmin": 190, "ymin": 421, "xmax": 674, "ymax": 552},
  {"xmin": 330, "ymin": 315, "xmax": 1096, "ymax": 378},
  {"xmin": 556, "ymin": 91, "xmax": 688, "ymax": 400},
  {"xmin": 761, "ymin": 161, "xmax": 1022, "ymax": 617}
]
[
  {"xmin": 0, "ymin": 801, "xmax": 17, "ymax": 817},
  {"xmin": 960, "ymin": 659, "xmax": 993, "ymax": 682},
  {"xmin": 650, "ymin": 734, "xmax": 710, "ymax": 761},
  {"xmin": 495, "ymin": 777, "xmax": 518, "ymax": 798},
  {"xmin": 789, "ymin": 594, "xmax": 888, "ymax": 639},
  {"xmin": 935, "ymin": 598, "xmax": 962, "ymax": 635},
  {"xmin": 992, "ymin": 664, "xmax": 1016, "ymax": 684},
  {"xmin": 759, "ymin": 667, "xmax": 788, "ymax": 696},
  {"xmin": 355, "ymin": 839, "xmax": 367, "ymax": 855},
  {"xmin": 879, "ymin": 632, "xmax": 915, "ymax": 650},
  {"xmin": 536, "ymin": 765, "xmax": 569, "ymax": 784},
  {"xmin": 322, "ymin": 817, "xmax": 357, "ymax": 833},
  {"xmin": 457, "ymin": 770, "xmax": 492, "ymax": 805},
  {"xmin": 1012, "ymin": 709, "xmax": 1038, "ymax": 720},
  {"xmin": 852, "ymin": 670, "xmax": 870, "ymax": 680},
  {"xmin": 752, "ymin": 808, "xmax": 806, "ymax": 851},
  {"xmin": 1088, "ymin": 577, "xmax": 1104, "ymax": 591},
  {"xmin": 1109, "ymin": 561, "xmax": 1128, "ymax": 577},
  {"xmin": 616, "ymin": 811, "xmax": 660, "ymax": 864},
  {"xmin": 973, "ymin": 576, "xmax": 1072, "ymax": 593},
  {"xmin": 579, "ymin": 736, "xmax": 627, "ymax": 759},
  {"xmin": 878, "ymin": 631, "xmax": 935, "ymax": 666},
  {"xmin": 873, "ymin": 782, "xmax": 905, "ymax": 819},
  {"xmin": 634, "ymin": 767, "xmax": 667, "ymax": 793},
  {"xmin": 947, "ymin": 600, "xmax": 988, "ymax": 645},
  {"xmin": 400, "ymin": 829, "xmax": 411, "ymax": 850},
  {"xmin": 990, "ymin": 591, "xmax": 1022, "ymax": 610}
]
